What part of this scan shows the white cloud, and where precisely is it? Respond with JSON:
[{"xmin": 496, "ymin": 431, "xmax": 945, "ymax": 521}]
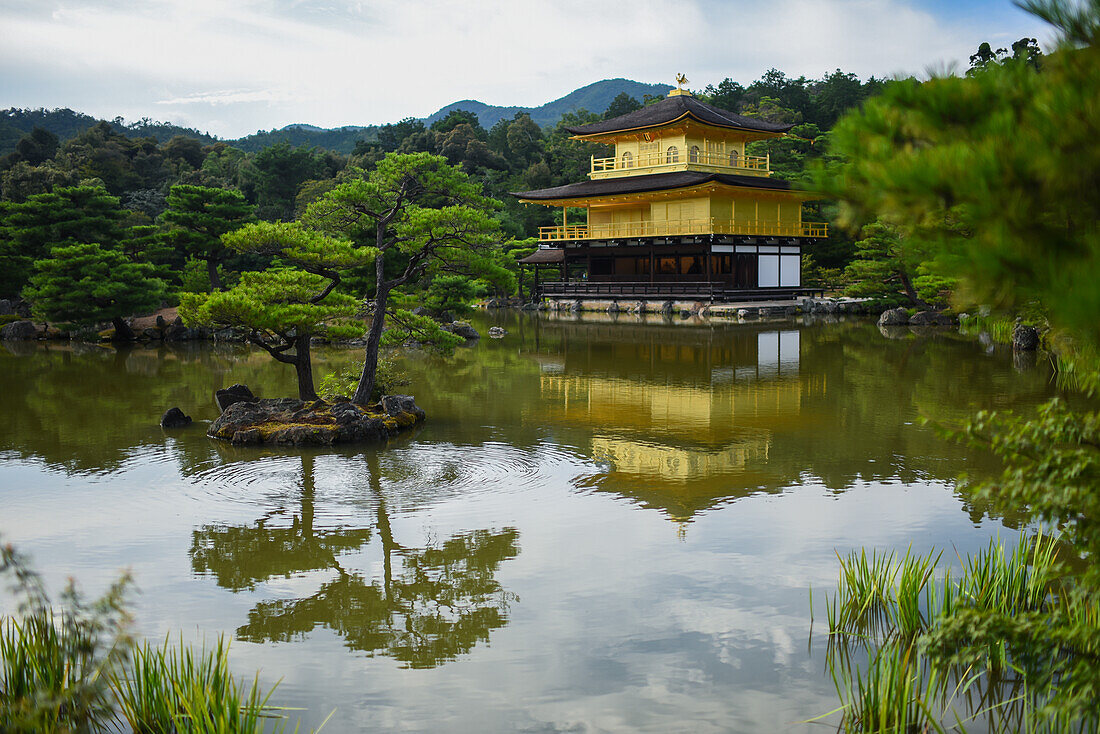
[
  {"xmin": 0, "ymin": 0, "xmax": 1053, "ymax": 137},
  {"xmin": 156, "ymin": 89, "xmax": 296, "ymax": 106}
]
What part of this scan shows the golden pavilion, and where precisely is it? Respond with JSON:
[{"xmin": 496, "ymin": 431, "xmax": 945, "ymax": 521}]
[{"xmin": 514, "ymin": 83, "xmax": 826, "ymax": 301}]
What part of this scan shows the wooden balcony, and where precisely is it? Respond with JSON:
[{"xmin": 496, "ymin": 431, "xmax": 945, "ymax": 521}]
[
  {"xmin": 538, "ymin": 219, "xmax": 827, "ymax": 242},
  {"xmin": 590, "ymin": 150, "xmax": 770, "ymax": 178}
]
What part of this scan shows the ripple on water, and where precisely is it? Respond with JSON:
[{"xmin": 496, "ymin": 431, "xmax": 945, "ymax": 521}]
[{"xmin": 180, "ymin": 440, "xmax": 591, "ymax": 517}]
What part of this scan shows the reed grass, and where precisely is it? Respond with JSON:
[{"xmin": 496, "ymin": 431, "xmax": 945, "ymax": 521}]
[
  {"xmin": 110, "ymin": 635, "xmax": 307, "ymax": 734},
  {"xmin": 820, "ymin": 531, "xmax": 1071, "ymax": 733},
  {"xmin": 2, "ymin": 538, "xmax": 326, "ymax": 733}
]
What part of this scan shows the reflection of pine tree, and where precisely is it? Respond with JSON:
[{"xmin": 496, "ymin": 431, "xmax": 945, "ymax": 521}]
[
  {"xmin": 190, "ymin": 455, "xmax": 373, "ymax": 591},
  {"xmin": 190, "ymin": 454, "xmax": 520, "ymax": 669}
]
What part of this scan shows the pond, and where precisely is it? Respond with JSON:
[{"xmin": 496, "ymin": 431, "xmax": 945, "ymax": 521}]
[{"xmin": 0, "ymin": 312, "xmax": 1057, "ymax": 732}]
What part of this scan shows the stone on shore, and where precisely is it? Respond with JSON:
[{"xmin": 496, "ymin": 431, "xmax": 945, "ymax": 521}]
[
  {"xmin": 209, "ymin": 395, "xmax": 425, "ymax": 446},
  {"xmin": 878, "ymin": 308, "xmax": 909, "ymax": 326},
  {"xmin": 1, "ymin": 320, "xmax": 37, "ymax": 340},
  {"xmin": 909, "ymin": 310, "xmax": 954, "ymax": 326},
  {"xmin": 215, "ymin": 383, "xmax": 256, "ymax": 412},
  {"xmin": 1013, "ymin": 323, "xmax": 1040, "ymax": 351}
]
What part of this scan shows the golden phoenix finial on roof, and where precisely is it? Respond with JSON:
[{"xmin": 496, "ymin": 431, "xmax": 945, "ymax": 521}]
[{"xmin": 675, "ymin": 73, "xmax": 689, "ymax": 89}]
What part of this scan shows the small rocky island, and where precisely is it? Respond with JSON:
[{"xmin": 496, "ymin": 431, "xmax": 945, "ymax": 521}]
[{"xmin": 199, "ymin": 385, "xmax": 425, "ymax": 446}]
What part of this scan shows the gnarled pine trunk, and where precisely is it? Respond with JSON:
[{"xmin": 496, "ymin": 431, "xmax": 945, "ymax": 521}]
[{"xmin": 293, "ymin": 333, "xmax": 318, "ymax": 401}]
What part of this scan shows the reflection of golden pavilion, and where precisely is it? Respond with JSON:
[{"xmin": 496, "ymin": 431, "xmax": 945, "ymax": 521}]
[
  {"xmin": 531, "ymin": 329, "xmax": 806, "ymax": 519},
  {"xmin": 591, "ymin": 436, "xmax": 769, "ymax": 481}
]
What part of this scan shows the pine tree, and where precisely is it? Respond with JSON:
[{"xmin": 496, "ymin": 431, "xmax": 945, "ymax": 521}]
[
  {"xmin": 162, "ymin": 185, "xmax": 254, "ymax": 291},
  {"xmin": 23, "ymin": 243, "xmax": 166, "ymax": 339}
]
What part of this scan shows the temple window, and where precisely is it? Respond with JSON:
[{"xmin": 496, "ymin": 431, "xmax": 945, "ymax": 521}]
[
  {"xmin": 666, "ymin": 146, "xmax": 679, "ymax": 163},
  {"xmin": 621, "ymin": 151, "xmax": 634, "ymax": 168},
  {"xmin": 689, "ymin": 145, "xmax": 700, "ymax": 163},
  {"xmin": 729, "ymin": 150, "xmax": 740, "ymax": 168}
]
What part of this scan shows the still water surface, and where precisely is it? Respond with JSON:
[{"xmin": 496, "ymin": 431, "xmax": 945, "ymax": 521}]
[{"xmin": 0, "ymin": 313, "xmax": 1057, "ymax": 732}]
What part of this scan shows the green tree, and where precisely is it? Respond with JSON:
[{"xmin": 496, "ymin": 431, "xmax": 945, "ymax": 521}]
[
  {"xmin": 180, "ymin": 221, "xmax": 372, "ymax": 400},
  {"xmin": 376, "ymin": 117, "xmax": 426, "ymax": 152},
  {"xmin": 0, "ymin": 184, "xmax": 126, "ymax": 298},
  {"xmin": 843, "ymin": 221, "xmax": 948, "ymax": 308},
  {"xmin": 161, "ymin": 184, "xmax": 254, "ymax": 291},
  {"xmin": 702, "ymin": 78, "xmax": 745, "ymax": 112},
  {"xmin": 430, "ymin": 109, "xmax": 484, "ymax": 136},
  {"xmin": 23, "ymin": 243, "xmax": 166, "ymax": 339},
  {"xmin": 603, "ymin": 92, "xmax": 642, "ymax": 119},
  {"xmin": 821, "ymin": 0, "xmax": 1100, "ymax": 725},
  {"xmin": 242, "ymin": 142, "xmax": 338, "ymax": 220},
  {"xmin": 304, "ymin": 152, "xmax": 511, "ymax": 405},
  {"xmin": 424, "ymin": 274, "xmax": 476, "ymax": 316}
]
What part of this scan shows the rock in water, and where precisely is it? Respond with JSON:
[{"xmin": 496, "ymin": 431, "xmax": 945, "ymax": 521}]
[
  {"xmin": 1, "ymin": 320, "xmax": 37, "ymax": 340},
  {"xmin": 450, "ymin": 321, "xmax": 480, "ymax": 339},
  {"xmin": 878, "ymin": 308, "xmax": 909, "ymax": 326},
  {"xmin": 215, "ymin": 383, "xmax": 256, "ymax": 412},
  {"xmin": 488, "ymin": 326, "xmax": 506, "ymax": 338},
  {"xmin": 1013, "ymin": 323, "xmax": 1040, "ymax": 351},
  {"xmin": 160, "ymin": 407, "xmax": 192, "ymax": 429}
]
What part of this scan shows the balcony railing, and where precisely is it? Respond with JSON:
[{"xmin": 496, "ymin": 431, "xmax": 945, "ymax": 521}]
[
  {"xmin": 538, "ymin": 218, "xmax": 827, "ymax": 241},
  {"xmin": 591, "ymin": 150, "xmax": 770, "ymax": 177}
]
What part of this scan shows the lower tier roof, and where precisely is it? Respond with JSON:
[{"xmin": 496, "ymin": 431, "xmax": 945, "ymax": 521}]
[{"xmin": 512, "ymin": 171, "xmax": 803, "ymax": 203}]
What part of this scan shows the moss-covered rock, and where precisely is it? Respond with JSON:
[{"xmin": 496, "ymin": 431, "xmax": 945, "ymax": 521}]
[{"xmin": 208, "ymin": 395, "xmax": 425, "ymax": 446}]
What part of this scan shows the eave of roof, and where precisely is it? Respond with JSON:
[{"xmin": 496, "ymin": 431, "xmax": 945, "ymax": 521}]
[
  {"xmin": 512, "ymin": 171, "xmax": 814, "ymax": 203},
  {"xmin": 565, "ymin": 94, "xmax": 793, "ymax": 138},
  {"xmin": 517, "ymin": 248, "xmax": 565, "ymax": 264}
]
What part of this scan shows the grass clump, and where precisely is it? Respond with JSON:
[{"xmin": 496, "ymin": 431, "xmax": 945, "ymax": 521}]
[
  {"xmin": 818, "ymin": 531, "xmax": 1098, "ymax": 733},
  {"xmin": 1, "ymin": 538, "xmax": 326, "ymax": 733}
]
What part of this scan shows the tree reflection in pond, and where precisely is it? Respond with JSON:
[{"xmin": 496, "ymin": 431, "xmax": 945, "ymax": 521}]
[{"xmin": 190, "ymin": 454, "xmax": 519, "ymax": 669}]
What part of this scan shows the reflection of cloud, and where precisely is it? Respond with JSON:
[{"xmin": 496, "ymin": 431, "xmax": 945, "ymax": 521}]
[{"xmin": 156, "ymin": 88, "xmax": 296, "ymax": 106}]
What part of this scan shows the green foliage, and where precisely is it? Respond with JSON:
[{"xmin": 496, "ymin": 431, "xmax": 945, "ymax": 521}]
[
  {"xmin": 23, "ymin": 243, "xmax": 166, "ymax": 327},
  {"xmin": 424, "ymin": 274, "xmax": 476, "ymax": 316},
  {"xmin": 318, "ymin": 356, "xmax": 409, "ymax": 403},
  {"xmin": 843, "ymin": 222, "xmax": 951, "ymax": 308},
  {"xmin": 180, "ymin": 269, "xmax": 359, "ymax": 342},
  {"xmin": 0, "ymin": 184, "xmax": 126, "ymax": 298},
  {"xmin": 110, "ymin": 636, "xmax": 304, "ymax": 734},
  {"xmin": 1, "ymin": 538, "xmax": 322, "ymax": 733},
  {"xmin": 822, "ymin": 34, "xmax": 1100, "ymax": 341},
  {"xmin": 1, "ymin": 541, "xmax": 131, "ymax": 733},
  {"xmin": 818, "ymin": 2, "xmax": 1100, "ymax": 729},
  {"xmin": 162, "ymin": 184, "xmax": 255, "ymax": 290},
  {"xmin": 822, "ymin": 532, "xmax": 1090, "ymax": 731},
  {"xmin": 242, "ymin": 142, "xmax": 342, "ymax": 221},
  {"xmin": 602, "ymin": 92, "xmax": 641, "ymax": 120}
]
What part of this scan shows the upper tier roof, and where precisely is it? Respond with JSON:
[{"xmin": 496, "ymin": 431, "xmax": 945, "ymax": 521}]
[
  {"xmin": 565, "ymin": 94, "xmax": 793, "ymax": 137},
  {"xmin": 512, "ymin": 170, "xmax": 797, "ymax": 201}
]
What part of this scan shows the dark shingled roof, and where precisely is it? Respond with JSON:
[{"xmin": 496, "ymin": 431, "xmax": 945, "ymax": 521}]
[
  {"xmin": 565, "ymin": 94, "xmax": 793, "ymax": 136},
  {"xmin": 512, "ymin": 171, "xmax": 795, "ymax": 201},
  {"xmin": 517, "ymin": 248, "xmax": 565, "ymax": 264}
]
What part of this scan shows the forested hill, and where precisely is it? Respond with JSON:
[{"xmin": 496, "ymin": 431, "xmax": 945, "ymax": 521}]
[
  {"xmin": 425, "ymin": 78, "xmax": 669, "ymax": 129},
  {"xmin": 0, "ymin": 78, "xmax": 668, "ymax": 157},
  {"xmin": 0, "ymin": 108, "xmax": 218, "ymax": 153},
  {"xmin": 231, "ymin": 124, "xmax": 380, "ymax": 154}
]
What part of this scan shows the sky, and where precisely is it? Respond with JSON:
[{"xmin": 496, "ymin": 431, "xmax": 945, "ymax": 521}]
[{"xmin": 0, "ymin": 0, "xmax": 1054, "ymax": 139}]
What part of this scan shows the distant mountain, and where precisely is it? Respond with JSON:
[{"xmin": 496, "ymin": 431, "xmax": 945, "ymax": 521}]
[
  {"xmin": 425, "ymin": 78, "xmax": 670, "ymax": 129},
  {"xmin": 0, "ymin": 78, "xmax": 671, "ymax": 157}
]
